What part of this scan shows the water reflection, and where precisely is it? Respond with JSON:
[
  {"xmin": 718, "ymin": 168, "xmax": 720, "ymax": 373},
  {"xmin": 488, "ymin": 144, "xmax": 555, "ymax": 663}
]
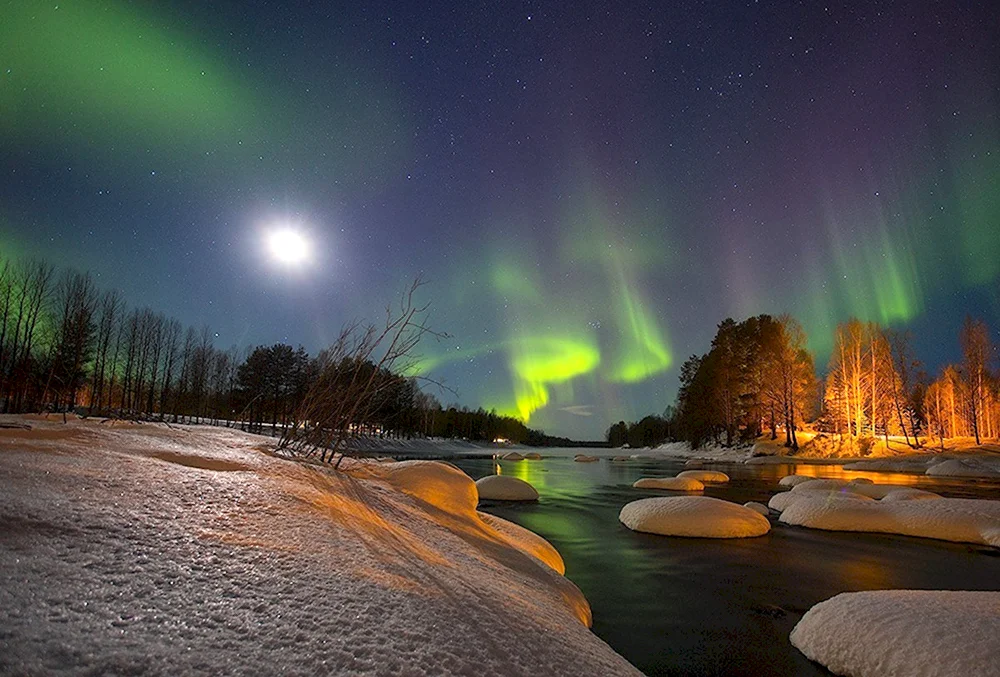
[
  {"xmin": 455, "ymin": 452, "xmax": 1000, "ymax": 677},
  {"xmin": 773, "ymin": 463, "xmax": 921, "ymax": 486}
]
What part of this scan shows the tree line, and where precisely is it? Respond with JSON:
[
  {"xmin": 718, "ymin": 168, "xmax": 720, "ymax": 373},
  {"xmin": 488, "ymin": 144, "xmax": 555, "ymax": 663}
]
[
  {"xmin": 608, "ymin": 313, "xmax": 998, "ymax": 452},
  {"xmin": 0, "ymin": 255, "xmax": 535, "ymax": 447}
]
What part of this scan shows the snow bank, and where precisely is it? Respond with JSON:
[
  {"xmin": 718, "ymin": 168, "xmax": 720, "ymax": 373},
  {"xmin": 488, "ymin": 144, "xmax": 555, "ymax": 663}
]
[
  {"xmin": 744, "ymin": 501, "xmax": 770, "ymax": 516},
  {"xmin": 476, "ymin": 475, "xmax": 540, "ymax": 501},
  {"xmin": 926, "ymin": 458, "xmax": 1000, "ymax": 478},
  {"xmin": 647, "ymin": 441, "xmax": 752, "ymax": 463},
  {"xmin": 619, "ymin": 496, "xmax": 770, "ymax": 538},
  {"xmin": 477, "ymin": 512, "xmax": 565, "ymax": 575},
  {"xmin": 676, "ymin": 470, "xmax": 729, "ymax": 483},
  {"xmin": 632, "ymin": 477, "xmax": 705, "ymax": 491},
  {"xmin": 381, "ymin": 459, "xmax": 479, "ymax": 514},
  {"xmin": 779, "ymin": 495, "xmax": 1000, "ymax": 546},
  {"xmin": 0, "ymin": 418, "xmax": 640, "ymax": 676},
  {"xmin": 790, "ymin": 590, "xmax": 1000, "ymax": 677}
]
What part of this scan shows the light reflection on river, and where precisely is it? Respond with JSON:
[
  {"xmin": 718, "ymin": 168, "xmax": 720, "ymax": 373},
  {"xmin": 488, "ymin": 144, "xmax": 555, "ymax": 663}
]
[{"xmin": 452, "ymin": 451, "xmax": 1000, "ymax": 676}]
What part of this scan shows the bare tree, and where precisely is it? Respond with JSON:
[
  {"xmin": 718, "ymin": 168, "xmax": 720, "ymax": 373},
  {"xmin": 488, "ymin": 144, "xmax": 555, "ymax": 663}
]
[{"xmin": 279, "ymin": 279, "xmax": 443, "ymax": 465}]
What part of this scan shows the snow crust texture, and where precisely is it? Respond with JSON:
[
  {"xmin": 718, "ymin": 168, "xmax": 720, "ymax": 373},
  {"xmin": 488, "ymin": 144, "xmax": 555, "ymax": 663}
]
[
  {"xmin": 619, "ymin": 496, "xmax": 770, "ymax": 538},
  {"xmin": 475, "ymin": 475, "xmax": 540, "ymax": 501},
  {"xmin": 632, "ymin": 477, "xmax": 705, "ymax": 491},
  {"xmin": 790, "ymin": 590, "xmax": 1000, "ymax": 677},
  {"xmin": 0, "ymin": 418, "xmax": 639, "ymax": 676}
]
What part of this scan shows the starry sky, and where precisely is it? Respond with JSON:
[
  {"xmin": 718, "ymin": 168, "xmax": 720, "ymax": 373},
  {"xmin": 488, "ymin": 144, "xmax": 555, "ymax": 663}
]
[{"xmin": 2, "ymin": 1, "xmax": 998, "ymax": 438}]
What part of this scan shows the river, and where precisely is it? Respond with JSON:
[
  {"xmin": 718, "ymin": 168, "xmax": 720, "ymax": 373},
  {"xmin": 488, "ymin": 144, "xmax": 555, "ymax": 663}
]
[{"xmin": 451, "ymin": 451, "xmax": 1000, "ymax": 676}]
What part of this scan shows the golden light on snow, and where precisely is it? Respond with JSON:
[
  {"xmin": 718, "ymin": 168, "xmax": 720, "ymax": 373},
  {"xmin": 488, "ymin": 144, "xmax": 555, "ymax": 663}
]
[{"xmin": 267, "ymin": 228, "xmax": 310, "ymax": 264}]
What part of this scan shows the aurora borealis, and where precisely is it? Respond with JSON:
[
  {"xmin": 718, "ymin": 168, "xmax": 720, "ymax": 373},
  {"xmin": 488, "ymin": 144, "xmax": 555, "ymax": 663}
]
[{"xmin": 2, "ymin": 1, "xmax": 998, "ymax": 438}]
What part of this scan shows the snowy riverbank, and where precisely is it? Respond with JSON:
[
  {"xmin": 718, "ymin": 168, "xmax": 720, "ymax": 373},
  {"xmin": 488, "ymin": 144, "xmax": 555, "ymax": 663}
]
[{"xmin": 0, "ymin": 417, "xmax": 638, "ymax": 676}]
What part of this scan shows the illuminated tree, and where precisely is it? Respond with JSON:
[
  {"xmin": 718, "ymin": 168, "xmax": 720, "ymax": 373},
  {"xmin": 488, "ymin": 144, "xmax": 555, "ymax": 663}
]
[{"xmin": 960, "ymin": 317, "xmax": 995, "ymax": 444}]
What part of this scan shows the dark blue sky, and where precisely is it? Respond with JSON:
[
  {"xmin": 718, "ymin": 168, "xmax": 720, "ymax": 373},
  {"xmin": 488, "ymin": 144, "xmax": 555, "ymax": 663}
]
[{"xmin": 2, "ymin": 0, "xmax": 997, "ymax": 437}]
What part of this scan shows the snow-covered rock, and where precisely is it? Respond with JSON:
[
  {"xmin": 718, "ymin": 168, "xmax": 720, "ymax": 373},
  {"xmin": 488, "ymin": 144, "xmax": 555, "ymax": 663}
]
[
  {"xmin": 789, "ymin": 478, "xmax": 848, "ymax": 492},
  {"xmin": 879, "ymin": 487, "xmax": 942, "ymax": 502},
  {"xmin": 768, "ymin": 488, "xmax": 874, "ymax": 513},
  {"xmin": 524, "ymin": 452, "xmax": 543, "ymax": 460},
  {"xmin": 632, "ymin": 477, "xmax": 705, "ymax": 491},
  {"xmin": 611, "ymin": 455, "xmax": 631, "ymax": 462},
  {"xmin": 676, "ymin": 470, "xmax": 729, "ymax": 483},
  {"xmin": 476, "ymin": 475, "xmax": 540, "ymax": 501},
  {"xmin": 779, "ymin": 495, "xmax": 1000, "ymax": 547},
  {"xmin": 501, "ymin": 451, "xmax": 525, "ymax": 461},
  {"xmin": 778, "ymin": 474, "xmax": 816, "ymax": 487},
  {"xmin": 926, "ymin": 458, "xmax": 1000, "ymax": 478},
  {"xmin": 790, "ymin": 590, "xmax": 1000, "ymax": 677},
  {"xmin": 848, "ymin": 477, "xmax": 874, "ymax": 484},
  {"xmin": 619, "ymin": 496, "xmax": 770, "ymax": 538},
  {"xmin": 574, "ymin": 454, "xmax": 599, "ymax": 463},
  {"xmin": 744, "ymin": 501, "xmax": 770, "ymax": 516},
  {"xmin": 846, "ymin": 483, "xmax": 917, "ymax": 499}
]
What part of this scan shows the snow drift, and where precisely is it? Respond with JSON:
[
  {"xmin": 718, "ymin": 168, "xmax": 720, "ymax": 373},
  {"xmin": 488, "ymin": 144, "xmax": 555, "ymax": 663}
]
[
  {"xmin": 0, "ymin": 418, "xmax": 639, "ymax": 676},
  {"xmin": 790, "ymin": 590, "xmax": 1000, "ymax": 677}
]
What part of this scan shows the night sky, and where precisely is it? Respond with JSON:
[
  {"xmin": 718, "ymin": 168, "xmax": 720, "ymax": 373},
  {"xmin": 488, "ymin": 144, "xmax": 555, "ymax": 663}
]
[{"xmin": 2, "ymin": 1, "xmax": 998, "ymax": 438}]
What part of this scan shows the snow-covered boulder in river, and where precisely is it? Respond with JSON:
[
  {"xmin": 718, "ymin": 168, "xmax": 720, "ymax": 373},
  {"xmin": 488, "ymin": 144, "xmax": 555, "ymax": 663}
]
[
  {"xmin": 779, "ymin": 495, "xmax": 1000, "ymax": 547},
  {"xmin": 476, "ymin": 474, "xmax": 540, "ymax": 501},
  {"xmin": 926, "ymin": 458, "xmax": 1000, "ymax": 478},
  {"xmin": 789, "ymin": 478, "xmax": 848, "ymax": 492},
  {"xmin": 574, "ymin": 454, "xmax": 599, "ymax": 462},
  {"xmin": 879, "ymin": 487, "xmax": 942, "ymax": 502},
  {"xmin": 778, "ymin": 474, "xmax": 816, "ymax": 487},
  {"xmin": 768, "ymin": 489, "xmax": 873, "ymax": 513},
  {"xmin": 790, "ymin": 590, "xmax": 1000, "ymax": 677},
  {"xmin": 632, "ymin": 477, "xmax": 705, "ymax": 491},
  {"xmin": 619, "ymin": 496, "xmax": 770, "ymax": 538},
  {"xmin": 676, "ymin": 470, "xmax": 730, "ymax": 483},
  {"xmin": 743, "ymin": 501, "xmax": 771, "ymax": 516}
]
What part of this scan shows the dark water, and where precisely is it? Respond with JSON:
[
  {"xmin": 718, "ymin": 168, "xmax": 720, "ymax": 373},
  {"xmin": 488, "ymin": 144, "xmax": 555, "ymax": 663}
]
[{"xmin": 452, "ymin": 451, "xmax": 1000, "ymax": 676}]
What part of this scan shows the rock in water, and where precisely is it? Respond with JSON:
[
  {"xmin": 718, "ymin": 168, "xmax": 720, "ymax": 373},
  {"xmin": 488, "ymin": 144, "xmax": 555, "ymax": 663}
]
[
  {"xmin": 619, "ymin": 496, "xmax": 770, "ymax": 538},
  {"xmin": 476, "ymin": 475, "xmax": 539, "ymax": 501}
]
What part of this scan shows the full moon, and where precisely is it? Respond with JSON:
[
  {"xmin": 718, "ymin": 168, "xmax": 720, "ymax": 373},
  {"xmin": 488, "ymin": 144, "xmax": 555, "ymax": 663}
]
[{"xmin": 267, "ymin": 228, "xmax": 310, "ymax": 264}]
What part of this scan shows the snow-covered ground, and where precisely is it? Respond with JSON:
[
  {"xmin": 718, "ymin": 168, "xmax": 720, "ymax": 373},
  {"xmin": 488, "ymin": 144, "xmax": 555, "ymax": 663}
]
[
  {"xmin": 791, "ymin": 590, "xmax": 1000, "ymax": 677},
  {"xmin": 0, "ymin": 416, "xmax": 639, "ymax": 676},
  {"xmin": 642, "ymin": 441, "xmax": 754, "ymax": 463}
]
